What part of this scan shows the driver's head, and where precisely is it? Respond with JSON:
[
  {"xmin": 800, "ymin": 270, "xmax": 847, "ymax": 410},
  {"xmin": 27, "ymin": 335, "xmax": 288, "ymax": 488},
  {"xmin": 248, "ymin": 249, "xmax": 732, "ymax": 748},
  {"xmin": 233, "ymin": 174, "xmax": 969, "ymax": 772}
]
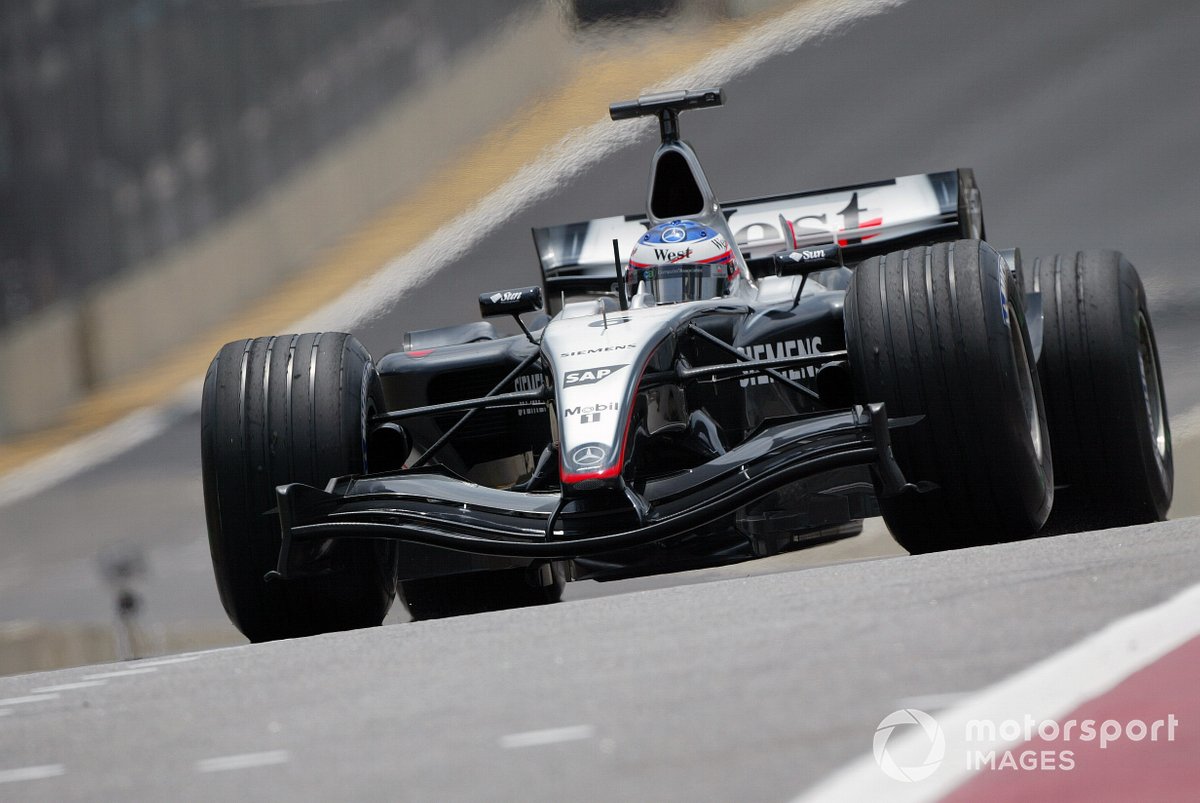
[{"xmin": 627, "ymin": 220, "xmax": 735, "ymax": 303}]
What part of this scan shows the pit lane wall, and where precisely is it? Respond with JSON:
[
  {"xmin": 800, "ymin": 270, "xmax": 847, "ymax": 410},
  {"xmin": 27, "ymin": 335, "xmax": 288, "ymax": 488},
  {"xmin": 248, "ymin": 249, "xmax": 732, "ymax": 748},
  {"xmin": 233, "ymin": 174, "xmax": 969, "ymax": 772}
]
[{"xmin": 0, "ymin": 0, "xmax": 548, "ymax": 438}]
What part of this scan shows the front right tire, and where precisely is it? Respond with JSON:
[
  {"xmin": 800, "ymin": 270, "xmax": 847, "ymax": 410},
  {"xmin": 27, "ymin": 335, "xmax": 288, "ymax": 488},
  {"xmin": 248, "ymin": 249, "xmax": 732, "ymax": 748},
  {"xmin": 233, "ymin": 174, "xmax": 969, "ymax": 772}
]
[{"xmin": 202, "ymin": 332, "xmax": 397, "ymax": 642}]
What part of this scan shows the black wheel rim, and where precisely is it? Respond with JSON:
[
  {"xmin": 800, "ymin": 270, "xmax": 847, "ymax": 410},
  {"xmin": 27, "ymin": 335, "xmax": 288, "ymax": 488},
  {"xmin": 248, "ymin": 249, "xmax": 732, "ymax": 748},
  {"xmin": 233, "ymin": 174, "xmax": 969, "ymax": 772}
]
[
  {"xmin": 1008, "ymin": 294, "xmax": 1043, "ymax": 463},
  {"xmin": 1135, "ymin": 311, "xmax": 1168, "ymax": 466}
]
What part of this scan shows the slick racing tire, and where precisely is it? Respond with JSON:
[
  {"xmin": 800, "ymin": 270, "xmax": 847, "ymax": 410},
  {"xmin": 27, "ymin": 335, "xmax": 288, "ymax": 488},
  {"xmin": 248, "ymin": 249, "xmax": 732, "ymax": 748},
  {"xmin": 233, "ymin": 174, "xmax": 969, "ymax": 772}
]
[
  {"xmin": 202, "ymin": 333, "xmax": 397, "ymax": 642},
  {"xmin": 1023, "ymin": 251, "xmax": 1172, "ymax": 531},
  {"xmin": 401, "ymin": 564, "xmax": 565, "ymax": 621},
  {"xmin": 845, "ymin": 240, "xmax": 1053, "ymax": 553}
]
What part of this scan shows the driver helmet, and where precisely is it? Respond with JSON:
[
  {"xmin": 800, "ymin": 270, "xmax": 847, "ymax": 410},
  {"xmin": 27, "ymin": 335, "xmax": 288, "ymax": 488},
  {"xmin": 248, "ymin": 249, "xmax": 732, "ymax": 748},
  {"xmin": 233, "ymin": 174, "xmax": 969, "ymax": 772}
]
[{"xmin": 627, "ymin": 220, "xmax": 736, "ymax": 303}]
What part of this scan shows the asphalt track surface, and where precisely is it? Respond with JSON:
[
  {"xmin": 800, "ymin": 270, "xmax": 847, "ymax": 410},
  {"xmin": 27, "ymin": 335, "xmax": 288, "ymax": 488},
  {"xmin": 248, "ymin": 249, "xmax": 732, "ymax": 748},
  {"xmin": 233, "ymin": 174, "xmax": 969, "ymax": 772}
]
[
  {"xmin": 2, "ymin": 0, "xmax": 1200, "ymax": 797},
  {"xmin": 0, "ymin": 521, "xmax": 1197, "ymax": 800}
]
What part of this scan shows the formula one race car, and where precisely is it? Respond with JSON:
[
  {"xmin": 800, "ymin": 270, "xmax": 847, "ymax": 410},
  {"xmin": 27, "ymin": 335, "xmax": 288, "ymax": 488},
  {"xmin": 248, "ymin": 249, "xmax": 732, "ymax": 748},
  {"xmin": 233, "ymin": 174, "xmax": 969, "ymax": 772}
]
[{"xmin": 202, "ymin": 88, "xmax": 1173, "ymax": 641}]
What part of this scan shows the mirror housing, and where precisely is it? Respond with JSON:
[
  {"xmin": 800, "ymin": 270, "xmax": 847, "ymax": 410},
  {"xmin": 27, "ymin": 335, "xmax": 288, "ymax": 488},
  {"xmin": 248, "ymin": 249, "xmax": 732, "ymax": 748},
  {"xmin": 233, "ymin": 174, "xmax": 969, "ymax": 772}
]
[
  {"xmin": 772, "ymin": 243, "xmax": 843, "ymax": 277},
  {"xmin": 479, "ymin": 286, "xmax": 543, "ymax": 319}
]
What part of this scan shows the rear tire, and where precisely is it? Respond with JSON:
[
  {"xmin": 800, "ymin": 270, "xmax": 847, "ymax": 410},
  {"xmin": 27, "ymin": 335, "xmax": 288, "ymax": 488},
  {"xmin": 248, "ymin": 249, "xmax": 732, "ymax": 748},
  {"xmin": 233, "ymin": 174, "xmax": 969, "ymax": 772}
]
[
  {"xmin": 1024, "ymin": 251, "xmax": 1172, "ymax": 531},
  {"xmin": 401, "ymin": 564, "xmax": 565, "ymax": 621},
  {"xmin": 845, "ymin": 240, "xmax": 1053, "ymax": 553},
  {"xmin": 202, "ymin": 333, "xmax": 397, "ymax": 642}
]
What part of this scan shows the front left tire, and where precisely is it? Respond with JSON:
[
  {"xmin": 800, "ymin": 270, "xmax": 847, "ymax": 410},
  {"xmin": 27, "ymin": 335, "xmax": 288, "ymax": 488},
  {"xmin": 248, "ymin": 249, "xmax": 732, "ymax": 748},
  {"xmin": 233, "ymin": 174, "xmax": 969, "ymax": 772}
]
[{"xmin": 844, "ymin": 239, "xmax": 1053, "ymax": 553}]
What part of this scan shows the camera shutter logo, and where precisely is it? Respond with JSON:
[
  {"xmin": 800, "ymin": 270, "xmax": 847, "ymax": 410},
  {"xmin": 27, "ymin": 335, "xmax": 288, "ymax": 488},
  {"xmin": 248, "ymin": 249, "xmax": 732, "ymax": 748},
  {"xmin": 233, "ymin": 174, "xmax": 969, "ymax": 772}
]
[{"xmin": 873, "ymin": 709, "xmax": 945, "ymax": 782}]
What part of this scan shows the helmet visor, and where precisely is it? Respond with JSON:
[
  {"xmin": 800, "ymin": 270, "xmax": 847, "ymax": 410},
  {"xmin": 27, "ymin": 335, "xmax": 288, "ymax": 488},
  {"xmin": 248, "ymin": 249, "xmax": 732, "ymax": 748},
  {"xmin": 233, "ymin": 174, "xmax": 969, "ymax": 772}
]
[{"xmin": 636, "ymin": 262, "xmax": 731, "ymax": 304}]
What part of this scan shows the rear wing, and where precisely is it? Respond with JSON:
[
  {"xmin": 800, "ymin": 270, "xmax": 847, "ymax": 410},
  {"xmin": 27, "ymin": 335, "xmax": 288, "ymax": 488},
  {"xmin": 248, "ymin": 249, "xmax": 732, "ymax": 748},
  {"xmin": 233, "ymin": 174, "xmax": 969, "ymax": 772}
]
[{"xmin": 532, "ymin": 168, "xmax": 983, "ymax": 310}]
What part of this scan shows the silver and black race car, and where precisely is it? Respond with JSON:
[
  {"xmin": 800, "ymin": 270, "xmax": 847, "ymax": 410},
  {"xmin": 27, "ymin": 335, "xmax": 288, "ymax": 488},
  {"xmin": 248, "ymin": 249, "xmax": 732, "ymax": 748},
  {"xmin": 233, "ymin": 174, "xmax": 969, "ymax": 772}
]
[{"xmin": 201, "ymin": 88, "xmax": 1173, "ymax": 641}]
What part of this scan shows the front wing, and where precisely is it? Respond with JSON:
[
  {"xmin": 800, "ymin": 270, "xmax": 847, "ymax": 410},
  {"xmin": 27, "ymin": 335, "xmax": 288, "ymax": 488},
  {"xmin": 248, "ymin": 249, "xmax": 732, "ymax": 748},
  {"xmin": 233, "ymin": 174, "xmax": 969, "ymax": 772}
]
[{"xmin": 269, "ymin": 404, "xmax": 916, "ymax": 580}]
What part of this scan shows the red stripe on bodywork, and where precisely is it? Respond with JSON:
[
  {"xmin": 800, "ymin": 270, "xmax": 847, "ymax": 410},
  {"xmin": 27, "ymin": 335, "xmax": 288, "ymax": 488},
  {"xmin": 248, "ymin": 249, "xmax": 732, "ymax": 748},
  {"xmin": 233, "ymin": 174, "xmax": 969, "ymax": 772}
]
[{"xmin": 837, "ymin": 217, "xmax": 883, "ymax": 246}]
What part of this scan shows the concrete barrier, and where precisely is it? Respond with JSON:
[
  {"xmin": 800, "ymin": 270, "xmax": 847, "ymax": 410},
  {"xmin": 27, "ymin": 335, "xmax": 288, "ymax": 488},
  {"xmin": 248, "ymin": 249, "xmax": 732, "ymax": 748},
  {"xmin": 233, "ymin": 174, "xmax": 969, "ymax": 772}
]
[{"xmin": 0, "ymin": 301, "xmax": 85, "ymax": 437}]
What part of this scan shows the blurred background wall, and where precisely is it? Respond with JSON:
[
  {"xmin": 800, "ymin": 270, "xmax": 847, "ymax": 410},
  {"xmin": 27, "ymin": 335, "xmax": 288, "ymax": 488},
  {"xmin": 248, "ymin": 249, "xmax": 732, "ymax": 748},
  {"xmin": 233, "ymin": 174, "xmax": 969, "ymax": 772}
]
[
  {"xmin": 0, "ymin": 0, "xmax": 529, "ymax": 330},
  {"xmin": 0, "ymin": 0, "xmax": 556, "ymax": 438}
]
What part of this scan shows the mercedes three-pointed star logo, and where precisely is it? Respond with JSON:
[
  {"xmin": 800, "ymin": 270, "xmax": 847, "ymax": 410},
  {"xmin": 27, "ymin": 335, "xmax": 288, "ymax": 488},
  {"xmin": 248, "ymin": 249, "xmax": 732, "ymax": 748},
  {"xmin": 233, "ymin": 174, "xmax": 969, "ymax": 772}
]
[{"xmin": 571, "ymin": 444, "xmax": 607, "ymax": 467}]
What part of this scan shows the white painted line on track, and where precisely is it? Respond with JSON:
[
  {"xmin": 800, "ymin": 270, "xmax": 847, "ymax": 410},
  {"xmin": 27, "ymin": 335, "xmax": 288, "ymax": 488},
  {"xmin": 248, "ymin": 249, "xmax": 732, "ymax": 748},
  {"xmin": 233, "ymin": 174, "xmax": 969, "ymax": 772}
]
[
  {"xmin": 0, "ymin": 764, "xmax": 65, "ymax": 784},
  {"xmin": 0, "ymin": 710, "xmax": 12, "ymax": 717},
  {"xmin": 794, "ymin": 580, "xmax": 1200, "ymax": 802},
  {"xmin": 82, "ymin": 667, "xmax": 158, "ymax": 680},
  {"xmin": 0, "ymin": 693, "xmax": 59, "ymax": 707},
  {"xmin": 31, "ymin": 680, "xmax": 107, "ymax": 693},
  {"xmin": 132, "ymin": 655, "xmax": 201, "ymax": 668},
  {"xmin": 0, "ymin": 0, "xmax": 916, "ymax": 508},
  {"xmin": 499, "ymin": 724, "xmax": 596, "ymax": 749},
  {"xmin": 195, "ymin": 750, "xmax": 291, "ymax": 773}
]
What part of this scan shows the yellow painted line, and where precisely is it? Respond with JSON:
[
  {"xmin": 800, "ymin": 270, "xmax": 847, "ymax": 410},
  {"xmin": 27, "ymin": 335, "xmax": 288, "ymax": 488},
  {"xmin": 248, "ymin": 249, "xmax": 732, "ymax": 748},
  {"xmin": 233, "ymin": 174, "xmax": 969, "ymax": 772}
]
[{"xmin": 0, "ymin": 4, "xmax": 800, "ymax": 478}]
